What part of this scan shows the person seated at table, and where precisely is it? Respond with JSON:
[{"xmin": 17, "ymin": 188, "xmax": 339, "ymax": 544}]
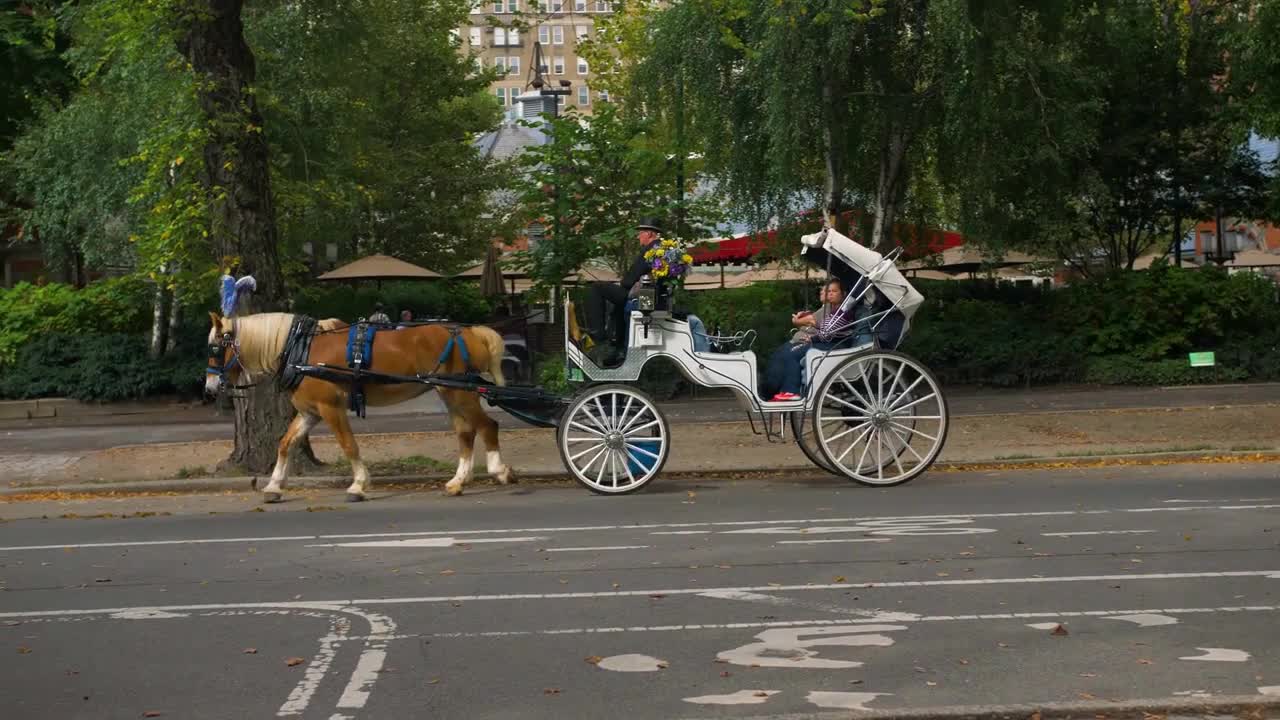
[{"xmin": 762, "ymin": 278, "xmax": 845, "ymax": 401}]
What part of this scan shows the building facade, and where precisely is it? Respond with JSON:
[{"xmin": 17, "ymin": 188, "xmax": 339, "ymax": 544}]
[{"xmin": 464, "ymin": 1, "xmax": 614, "ymax": 115}]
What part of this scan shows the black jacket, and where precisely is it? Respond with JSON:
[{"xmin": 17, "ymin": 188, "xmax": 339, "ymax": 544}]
[{"xmin": 621, "ymin": 247, "xmax": 652, "ymax": 290}]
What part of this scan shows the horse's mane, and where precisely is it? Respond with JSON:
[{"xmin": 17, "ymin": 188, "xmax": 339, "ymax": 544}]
[{"xmin": 234, "ymin": 313, "xmax": 344, "ymax": 375}]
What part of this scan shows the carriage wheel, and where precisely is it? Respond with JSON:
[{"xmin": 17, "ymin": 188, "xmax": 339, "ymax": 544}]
[
  {"xmin": 811, "ymin": 351, "xmax": 948, "ymax": 487},
  {"xmin": 789, "ymin": 412, "xmax": 840, "ymax": 476},
  {"xmin": 557, "ymin": 384, "xmax": 670, "ymax": 495}
]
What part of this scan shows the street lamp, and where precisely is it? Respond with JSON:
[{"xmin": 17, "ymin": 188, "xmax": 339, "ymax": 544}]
[{"xmin": 526, "ymin": 40, "xmax": 573, "ymax": 309}]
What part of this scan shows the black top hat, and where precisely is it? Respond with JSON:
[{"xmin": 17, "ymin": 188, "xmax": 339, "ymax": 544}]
[{"xmin": 637, "ymin": 216, "xmax": 663, "ymax": 234}]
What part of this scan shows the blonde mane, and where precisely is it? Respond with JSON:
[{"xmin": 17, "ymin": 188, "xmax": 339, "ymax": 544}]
[{"xmin": 233, "ymin": 313, "xmax": 345, "ymax": 376}]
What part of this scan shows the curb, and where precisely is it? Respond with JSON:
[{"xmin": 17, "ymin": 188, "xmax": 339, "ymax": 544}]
[
  {"xmin": 682, "ymin": 694, "xmax": 1280, "ymax": 720},
  {"xmin": 3, "ymin": 450, "xmax": 1278, "ymax": 500}
]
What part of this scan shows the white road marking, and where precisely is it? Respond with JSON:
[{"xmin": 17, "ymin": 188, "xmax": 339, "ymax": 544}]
[
  {"xmin": 651, "ymin": 531, "xmax": 711, "ymax": 535},
  {"xmin": 279, "ymin": 616, "xmax": 349, "ymax": 716},
  {"xmin": 777, "ymin": 538, "xmax": 892, "ymax": 545},
  {"xmin": 1179, "ymin": 647, "xmax": 1251, "ymax": 662},
  {"xmin": 725, "ymin": 518, "xmax": 997, "ymax": 537},
  {"xmin": 807, "ymin": 691, "xmax": 889, "ymax": 710},
  {"xmin": 414, "ymin": 604, "xmax": 1280, "ymax": 640},
  {"xmin": 305, "ymin": 536, "xmax": 544, "ymax": 549},
  {"xmin": 7, "ymin": 504, "xmax": 1277, "ymax": 552},
  {"xmin": 1105, "ymin": 613, "xmax": 1178, "ymax": 627},
  {"xmin": 718, "ymin": 625, "xmax": 903, "ymax": 669},
  {"xmin": 684, "ymin": 690, "xmax": 778, "ymax": 705},
  {"xmin": 1163, "ymin": 500, "xmax": 1213, "ymax": 504},
  {"xmin": 108, "ymin": 609, "xmax": 187, "ymax": 620},
  {"xmin": 1026, "ymin": 622, "xmax": 1062, "ymax": 630},
  {"xmin": 1042, "ymin": 530, "xmax": 1156, "ymax": 537},
  {"xmin": 333, "ymin": 609, "xmax": 397, "ymax": 711},
  {"xmin": 1173, "ymin": 690, "xmax": 1213, "ymax": 698},
  {"xmin": 1260, "ymin": 686, "xmax": 1280, "ymax": 696},
  {"xmin": 544, "ymin": 545, "xmax": 650, "ymax": 552},
  {"xmin": 4, "ymin": 571, "xmax": 1278, "ymax": 619},
  {"xmin": 698, "ymin": 590, "xmax": 918, "ymax": 621},
  {"xmin": 595, "ymin": 654, "xmax": 667, "ymax": 672}
]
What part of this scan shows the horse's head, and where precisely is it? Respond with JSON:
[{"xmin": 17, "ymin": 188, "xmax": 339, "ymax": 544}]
[{"xmin": 205, "ymin": 311, "xmax": 242, "ymax": 397}]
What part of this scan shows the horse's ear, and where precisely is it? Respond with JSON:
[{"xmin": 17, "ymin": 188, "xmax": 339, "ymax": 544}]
[{"xmin": 208, "ymin": 311, "xmax": 222, "ymax": 331}]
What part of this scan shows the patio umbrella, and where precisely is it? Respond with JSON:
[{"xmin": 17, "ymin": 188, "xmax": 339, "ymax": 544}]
[
  {"xmin": 479, "ymin": 244, "xmax": 506, "ymax": 298},
  {"xmin": 316, "ymin": 254, "xmax": 442, "ymax": 281}
]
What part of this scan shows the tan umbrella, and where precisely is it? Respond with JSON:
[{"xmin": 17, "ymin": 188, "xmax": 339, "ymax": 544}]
[
  {"xmin": 1225, "ymin": 250, "xmax": 1280, "ymax": 267},
  {"xmin": 317, "ymin": 254, "xmax": 441, "ymax": 281},
  {"xmin": 479, "ymin": 244, "xmax": 506, "ymax": 298}
]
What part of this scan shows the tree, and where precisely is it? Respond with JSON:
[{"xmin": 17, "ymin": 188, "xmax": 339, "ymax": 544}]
[{"xmin": 511, "ymin": 101, "xmax": 721, "ymax": 290}]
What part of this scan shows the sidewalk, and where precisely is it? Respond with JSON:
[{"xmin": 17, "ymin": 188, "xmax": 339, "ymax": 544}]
[{"xmin": 3, "ymin": 396, "xmax": 1278, "ymax": 490}]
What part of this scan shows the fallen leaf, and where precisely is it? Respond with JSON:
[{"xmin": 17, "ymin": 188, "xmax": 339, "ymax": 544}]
[
  {"xmin": 286, "ymin": 657, "xmax": 306, "ymax": 667},
  {"xmin": 720, "ymin": 671, "xmax": 732, "ymax": 677},
  {"xmin": 558, "ymin": 579, "xmax": 569, "ymax": 585},
  {"xmin": 849, "ymin": 680, "xmax": 865, "ymax": 685},
  {"xmin": 612, "ymin": 583, "xmax": 621, "ymax": 589},
  {"xmin": 714, "ymin": 659, "xmax": 729, "ymax": 664},
  {"xmin": 243, "ymin": 648, "xmax": 258, "ymax": 655},
  {"xmin": 656, "ymin": 661, "xmax": 669, "ymax": 669},
  {"xmin": 143, "ymin": 712, "xmax": 163, "ymax": 718},
  {"xmin": 914, "ymin": 666, "xmax": 928, "ymax": 674},
  {"xmin": 585, "ymin": 656, "xmax": 602, "ymax": 665},
  {"xmin": 834, "ymin": 576, "xmax": 846, "ymax": 583},
  {"xmin": 1079, "ymin": 692, "xmax": 1097, "ymax": 700},
  {"xmin": 716, "ymin": 565, "xmax": 732, "ymax": 569},
  {"xmin": 959, "ymin": 659, "xmax": 970, "ymax": 665},
  {"xmin": 439, "ymin": 569, "xmax": 455, "ymax": 576},
  {"xmin": 1137, "ymin": 659, "xmax": 1153, "ymax": 665},
  {"xmin": 1079, "ymin": 672, "xmax": 1099, "ymax": 678},
  {"xmin": 544, "ymin": 688, "xmax": 561, "ymax": 695},
  {"xmin": 936, "ymin": 572, "xmax": 950, "ymax": 577},
  {"xmin": 998, "ymin": 643, "xmax": 1012, "ymax": 648},
  {"xmin": 3, "ymin": 621, "xmax": 20, "ymax": 626},
  {"xmin": 94, "ymin": 578, "xmax": 111, "ymax": 583},
  {"xmin": 926, "ymin": 681, "xmax": 938, "ymax": 686},
  {"xmin": 17, "ymin": 646, "xmax": 32, "ymax": 654},
  {"xmin": 1031, "ymin": 712, "xmax": 1042, "ymax": 720},
  {"xmin": 427, "ymin": 679, "xmax": 441, "ymax": 685},
  {"xmin": 649, "ymin": 594, "xmax": 666, "ymax": 599},
  {"xmin": 1051, "ymin": 624, "xmax": 1069, "ymax": 636},
  {"xmin": 753, "ymin": 692, "xmax": 769, "ymax": 697}
]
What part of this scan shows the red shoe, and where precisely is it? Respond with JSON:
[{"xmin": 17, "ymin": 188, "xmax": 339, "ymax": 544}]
[{"xmin": 771, "ymin": 392, "xmax": 800, "ymax": 401}]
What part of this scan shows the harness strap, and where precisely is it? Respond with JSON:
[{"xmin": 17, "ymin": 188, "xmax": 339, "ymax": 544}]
[{"xmin": 432, "ymin": 327, "xmax": 471, "ymax": 375}]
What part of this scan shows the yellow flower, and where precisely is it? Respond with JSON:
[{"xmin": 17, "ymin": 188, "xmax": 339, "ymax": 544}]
[
  {"xmin": 681, "ymin": 254, "xmax": 693, "ymax": 263},
  {"xmin": 654, "ymin": 267, "xmax": 668, "ymax": 277}
]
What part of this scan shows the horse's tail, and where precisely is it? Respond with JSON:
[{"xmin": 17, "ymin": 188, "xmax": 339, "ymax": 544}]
[{"xmin": 470, "ymin": 325, "xmax": 507, "ymax": 387}]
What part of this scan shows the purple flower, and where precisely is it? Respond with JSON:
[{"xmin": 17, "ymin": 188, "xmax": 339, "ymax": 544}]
[{"xmin": 652, "ymin": 259, "xmax": 663, "ymax": 269}]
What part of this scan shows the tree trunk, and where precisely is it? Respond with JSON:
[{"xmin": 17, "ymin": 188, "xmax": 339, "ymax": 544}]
[
  {"xmin": 165, "ymin": 289, "xmax": 182, "ymax": 355},
  {"xmin": 820, "ymin": 74, "xmax": 846, "ymax": 228},
  {"xmin": 870, "ymin": 123, "xmax": 909, "ymax": 251},
  {"xmin": 177, "ymin": 0, "xmax": 292, "ymax": 474},
  {"xmin": 149, "ymin": 282, "xmax": 167, "ymax": 360}
]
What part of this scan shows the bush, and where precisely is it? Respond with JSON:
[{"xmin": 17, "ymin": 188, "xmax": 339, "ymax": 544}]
[
  {"xmin": 0, "ymin": 329, "xmax": 207, "ymax": 402},
  {"xmin": 293, "ymin": 281, "xmax": 493, "ymax": 324},
  {"xmin": 0, "ymin": 276, "xmax": 153, "ymax": 365},
  {"xmin": 1083, "ymin": 356, "xmax": 1248, "ymax": 386}
]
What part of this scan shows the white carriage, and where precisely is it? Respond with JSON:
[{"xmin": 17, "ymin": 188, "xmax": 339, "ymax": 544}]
[{"xmin": 556, "ymin": 227, "xmax": 949, "ymax": 494}]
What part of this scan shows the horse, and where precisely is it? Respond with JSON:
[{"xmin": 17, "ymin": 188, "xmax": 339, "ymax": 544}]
[{"xmin": 205, "ymin": 311, "xmax": 514, "ymax": 503}]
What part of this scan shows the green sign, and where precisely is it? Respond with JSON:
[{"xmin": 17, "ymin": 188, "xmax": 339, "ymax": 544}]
[{"xmin": 1188, "ymin": 351, "xmax": 1215, "ymax": 368}]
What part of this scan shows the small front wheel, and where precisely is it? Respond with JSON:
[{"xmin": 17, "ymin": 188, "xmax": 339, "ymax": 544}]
[{"xmin": 557, "ymin": 384, "xmax": 670, "ymax": 494}]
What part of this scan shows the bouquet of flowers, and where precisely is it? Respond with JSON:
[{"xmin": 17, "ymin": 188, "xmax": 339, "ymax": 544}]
[{"xmin": 644, "ymin": 239, "xmax": 694, "ymax": 281}]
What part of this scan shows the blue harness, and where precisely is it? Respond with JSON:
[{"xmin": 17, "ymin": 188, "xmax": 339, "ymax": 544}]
[
  {"xmin": 344, "ymin": 323, "xmax": 379, "ymax": 417},
  {"xmin": 436, "ymin": 328, "xmax": 470, "ymax": 370}
]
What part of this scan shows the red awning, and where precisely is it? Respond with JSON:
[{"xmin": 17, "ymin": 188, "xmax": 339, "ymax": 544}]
[{"xmin": 689, "ymin": 210, "xmax": 965, "ymax": 266}]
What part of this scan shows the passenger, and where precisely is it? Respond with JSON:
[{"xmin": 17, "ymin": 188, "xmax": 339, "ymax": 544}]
[{"xmin": 762, "ymin": 278, "xmax": 845, "ymax": 401}]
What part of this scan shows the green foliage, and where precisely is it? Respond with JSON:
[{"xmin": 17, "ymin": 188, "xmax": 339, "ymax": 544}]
[
  {"xmin": 535, "ymin": 354, "xmax": 570, "ymax": 396},
  {"xmin": 292, "ymin": 281, "xmax": 493, "ymax": 324},
  {"xmin": 679, "ymin": 282, "xmax": 814, "ymax": 354},
  {"xmin": 1082, "ymin": 356, "xmax": 1246, "ymax": 387},
  {"xmin": 0, "ymin": 329, "xmax": 206, "ymax": 402},
  {"xmin": 0, "ymin": 276, "xmax": 154, "ymax": 365}
]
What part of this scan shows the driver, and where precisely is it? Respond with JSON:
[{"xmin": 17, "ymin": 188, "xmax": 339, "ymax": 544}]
[{"xmin": 583, "ymin": 217, "xmax": 664, "ymax": 363}]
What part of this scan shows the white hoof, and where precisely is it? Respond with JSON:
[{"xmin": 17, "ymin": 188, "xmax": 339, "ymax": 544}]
[
  {"xmin": 445, "ymin": 480, "xmax": 464, "ymax": 497},
  {"xmin": 495, "ymin": 465, "xmax": 514, "ymax": 485}
]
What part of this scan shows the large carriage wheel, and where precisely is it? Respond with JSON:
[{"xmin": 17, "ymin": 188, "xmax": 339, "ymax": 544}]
[
  {"xmin": 811, "ymin": 351, "xmax": 947, "ymax": 487},
  {"xmin": 790, "ymin": 412, "xmax": 840, "ymax": 476},
  {"xmin": 557, "ymin": 384, "xmax": 670, "ymax": 495}
]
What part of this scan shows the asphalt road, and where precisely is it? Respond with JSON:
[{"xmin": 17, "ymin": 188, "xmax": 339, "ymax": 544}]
[
  {"xmin": 5, "ymin": 382, "xmax": 1280, "ymax": 455},
  {"xmin": 1, "ymin": 463, "xmax": 1278, "ymax": 719}
]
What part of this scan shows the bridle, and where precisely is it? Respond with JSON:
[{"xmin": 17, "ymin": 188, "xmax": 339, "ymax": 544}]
[{"xmin": 205, "ymin": 321, "xmax": 259, "ymax": 397}]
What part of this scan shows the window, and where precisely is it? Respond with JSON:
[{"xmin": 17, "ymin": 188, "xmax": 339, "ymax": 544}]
[
  {"xmin": 494, "ymin": 56, "xmax": 508, "ymax": 73},
  {"xmin": 508, "ymin": 27, "xmax": 520, "ymax": 45},
  {"xmin": 575, "ymin": 25, "xmax": 589, "ymax": 41},
  {"xmin": 494, "ymin": 27, "xmax": 507, "ymax": 45},
  {"xmin": 598, "ymin": 89, "xmax": 609, "ymax": 102},
  {"xmin": 470, "ymin": 27, "xmax": 482, "ymax": 46},
  {"xmin": 552, "ymin": 26, "xmax": 564, "ymax": 44},
  {"xmin": 577, "ymin": 57, "xmax": 588, "ymax": 74},
  {"xmin": 577, "ymin": 85, "xmax": 590, "ymax": 105},
  {"xmin": 449, "ymin": 28, "xmax": 461, "ymax": 45},
  {"xmin": 553, "ymin": 56, "xmax": 565, "ymax": 74},
  {"xmin": 493, "ymin": 0, "xmax": 503, "ymax": 12},
  {"xmin": 496, "ymin": 87, "xmax": 507, "ymax": 106},
  {"xmin": 594, "ymin": 1, "xmax": 610, "ymax": 11},
  {"xmin": 507, "ymin": 0, "xmax": 518, "ymax": 12},
  {"xmin": 508, "ymin": 56, "xmax": 520, "ymax": 75},
  {"xmin": 551, "ymin": 0, "xmax": 564, "ymax": 11},
  {"xmin": 538, "ymin": 26, "xmax": 549, "ymax": 44},
  {"xmin": 475, "ymin": 56, "xmax": 484, "ymax": 73},
  {"xmin": 574, "ymin": 0, "xmax": 586, "ymax": 10}
]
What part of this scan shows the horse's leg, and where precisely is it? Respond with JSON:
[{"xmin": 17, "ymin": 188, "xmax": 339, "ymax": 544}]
[
  {"xmin": 262, "ymin": 411, "xmax": 320, "ymax": 503},
  {"xmin": 316, "ymin": 403, "xmax": 372, "ymax": 502},
  {"xmin": 460, "ymin": 392, "xmax": 513, "ymax": 484},
  {"xmin": 440, "ymin": 389, "xmax": 476, "ymax": 497}
]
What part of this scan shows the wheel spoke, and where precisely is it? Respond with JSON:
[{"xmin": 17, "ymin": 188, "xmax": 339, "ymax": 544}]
[
  {"xmin": 822, "ymin": 420, "xmax": 872, "ymax": 446},
  {"xmin": 824, "ymin": 393, "xmax": 871, "ymax": 415},
  {"xmin": 624, "ymin": 419, "xmax": 661, "ymax": 436},
  {"xmin": 835, "ymin": 423, "xmax": 874, "ymax": 464},
  {"xmin": 592, "ymin": 396, "xmax": 613, "ymax": 432},
  {"xmin": 887, "ymin": 424, "xmax": 926, "ymax": 463},
  {"xmin": 570, "ymin": 442, "xmax": 607, "ymax": 462},
  {"xmin": 569, "ymin": 420, "xmax": 604, "ymax": 437},
  {"xmin": 890, "ymin": 392, "xmax": 937, "ymax": 415},
  {"xmin": 577, "ymin": 445, "xmax": 608, "ymax": 473},
  {"xmin": 838, "ymin": 375, "xmax": 875, "ymax": 412},
  {"xmin": 889, "ymin": 420, "xmax": 936, "ymax": 442},
  {"xmin": 618, "ymin": 448, "xmax": 637, "ymax": 485},
  {"xmin": 615, "ymin": 396, "xmax": 637, "ymax": 433},
  {"xmin": 625, "ymin": 442, "xmax": 662, "ymax": 461},
  {"xmin": 887, "ymin": 376, "xmax": 926, "ymax": 411},
  {"xmin": 888, "ymin": 414, "xmax": 941, "ymax": 421},
  {"xmin": 565, "ymin": 436, "xmax": 603, "ymax": 443}
]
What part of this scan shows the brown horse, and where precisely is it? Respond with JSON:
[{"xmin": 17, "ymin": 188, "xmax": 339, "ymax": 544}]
[{"xmin": 205, "ymin": 312, "xmax": 514, "ymax": 502}]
